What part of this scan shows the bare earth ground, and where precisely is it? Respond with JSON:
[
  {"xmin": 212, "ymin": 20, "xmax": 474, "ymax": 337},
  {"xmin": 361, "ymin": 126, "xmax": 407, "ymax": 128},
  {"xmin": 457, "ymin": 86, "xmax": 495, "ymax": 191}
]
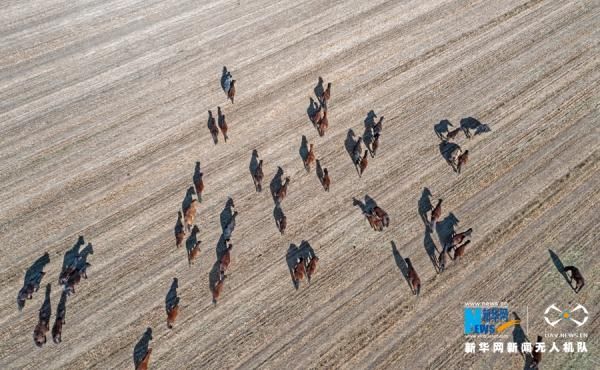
[{"xmin": 0, "ymin": 0, "xmax": 599, "ymax": 369}]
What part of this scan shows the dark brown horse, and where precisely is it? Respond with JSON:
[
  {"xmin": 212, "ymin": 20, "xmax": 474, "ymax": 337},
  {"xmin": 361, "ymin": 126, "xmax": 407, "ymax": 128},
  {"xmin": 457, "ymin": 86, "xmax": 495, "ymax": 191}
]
[
  {"xmin": 276, "ymin": 210, "xmax": 287, "ymax": 235},
  {"xmin": 291, "ymin": 257, "xmax": 307, "ymax": 289},
  {"xmin": 445, "ymin": 127, "xmax": 462, "ymax": 141},
  {"xmin": 193, "ymin": 172, "xmax": 204, "ymax": 201},
  {"xmin": 212, "ymin": 273, "xmax": 226, "ymax": 304},
  {"xmin": 405, "ymin": 258, "xmax": 421, "ymax": 296},
  {"xmin": 322, "ymin": 168, "xmax": 331, "ymax": 191},
  {"xmin": 52, "ymin": 291, "xmax": 67, "ymax": 343},
  {"xmin": 208, "ymin": 110, "xmax": 219, "ymax": 144},
  {"xmin": 456, "ymin": 150, "xmax": 469, "ymax": 174},
  {"xmin": 563, "ymin": 266, "xmax": 585, "ymax": 293},
  {"xmin": 531, "ymin": 335, "xmax": 543, "ymax": 369},
  {"xmin": 253, "ymin": 159, "xmax": 264, "ymax": 192},
  {"xmin": 364, "ymin": 211, "xmax": 383, "ymax": 231},
  {"xmin": 187, "ymin": 225, "xmax": 201, "ymax": 266},
  {"xmin": 306, "ymin": 255, "xmax": 319, "ymax": 284},
  {"xmin": 448, "ymin": 228, "xmax": 473, "ymax": 249},
  {"xmin": 175, "ymin": 211, "xmax": 185, "ymax": 248},
  {"xmin": 373, "ymin": 116, "xmax": 384, "ymax": 135},
  {"xmin": 372, "ymin": 206, "xmax": 389, "ymax": 228},
  {"xmin": 370, "ymin": 132, "xmax": 380, "ymax": 157}
]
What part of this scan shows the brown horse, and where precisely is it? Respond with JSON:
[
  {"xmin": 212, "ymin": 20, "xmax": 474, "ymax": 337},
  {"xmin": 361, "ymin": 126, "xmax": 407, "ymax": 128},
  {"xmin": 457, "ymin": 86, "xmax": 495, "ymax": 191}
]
[
  {"xmin": 64, "ymin": 261, "xmax": 91, "ymax": 295},
  {"xmin": 405, "ymin": 258, "xmax": 421, "ymax": 296},
  {"xmin": 320, "ymin": 82, "xmax": 331, "ymax": 105},
  {"xmin": 364, "ymin": 211, "xmax": 383, "ymax": 231},
  {"xmin": 452, "ymin": 240, "xmax": 471, "ymax": 261},
  {"xmin": 531, "ymin": 335, "xmax": 542, "ymax": 369},
  {"xmin": 227, "ymin": 80, "xmax": 236, "ymax": 104},
  {"xmin": 372, "ymin": 206, "xmax": 389, "ymax": 228},
  {"xmin": 253, "ymin": 159, "xmax": 264, "ymax": 192},
  {"xmin": 563, "ymin": 266, "xmax": 585, "ymax": 293},
  {"xmin": 208, "ymin": 110, "xmax": 219, "ymax": 143},
  {"xmin": 322, "ymin": 168, "xmax": 331, "ymax": 191},
  {"xmin": 184, "ymin": 199, "xmax": 198, "ymax": 232},
  {"xmin": 449, "ymin": 228, "xmax": 473, "ymax": 248},
  {"xmin": 292, "ymin": 257, "xmax": 306, "ymax": 289},
  {"xmin": 310, "ymin": 102, "xmax": 322, "ymax": 125},
  {"xmin": 373, "ymin": 116, "xmax": 384, "ymax": 135},
  {"xmin": 52, "ymin": 291, "xmax": 67, "ymax": 343},
  {"xmin": 358, "ymin": 150, "xmax": 369, "ymax": 177},
  {"xmin": 275, "ymin": 177, "xmax": 290, "ymax": 203},
  {"xmin": 456, "ymin": 150, "xmax": 469, "ymax": 174},
  {"xmin": 166, "ymin": 297, "xmax": 180, "ymax": 329},
  {"xmin": 187, "ymin": 225, "xmax": 201, "ymax": 266},
  {"xmin": 175, "ymin": 211, "xmax": 185, "ymax": 248},
  {"xmin": 318, "ymin": 110, "xmax": 329, "ymax": 137},
  {"xmin": 212, "ymin": 273, "xmax": 226, "ymax": 304},
  {"xmin": 304, "ymin": 143, "xmax": 316, "ymax": 171},
  {"xmin": 445, "ymin": 127, "xmax": 462, "ymax": 141},
  {"xmin": 219, "ymin": 243, "xmax": 233, "ymax": 275},
  {"xmin": 34, "ymin": 286, "xmax": 51, "ymax": 347},
  {"xmin": 370, "ymin": 132, "xmax": 380, "ymax": 157},
  {"xmin": 217, "ymin": 106, "xmax": 229, "ymax": 142},
  {"xmin": 194, "ymin": 172, "xmax": 204, "ymax": 201},
  {"xmin": 306, "ymin": 255, "xmax": 319, "ymax": 284},
  {"xmin": 430, "ymin": 199, "xmax": 442, "ymax": 229},
  {"xmin": 136, "ymin": 348, "xmax": 152, "ymax": 370},
  {"xmin": 276, "ymin": 211, "xmax": 287, "ymax": 235}
]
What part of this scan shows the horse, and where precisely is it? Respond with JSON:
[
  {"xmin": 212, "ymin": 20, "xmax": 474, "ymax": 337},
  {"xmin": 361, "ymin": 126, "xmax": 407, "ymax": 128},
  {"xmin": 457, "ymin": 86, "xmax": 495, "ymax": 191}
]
[
  {"xmin": 320, "ymin": 82, "xmax": 331, "ymax": 105},
  {"xmin": 352, "ymin": 137, "xmax": 363, "ymax": 165},
  {"xmin": 183, "ymin": 199, "xmax": 198, "ymax": 232},
  {"xmin": 358, "ymin": 150, "xmax": 369, "ymax": 177},
  {"xmin": 304, "ymin": 143, "xmax": 316, "ymax": 171},
  {"xmin": 322, "ymin": 168, "xmax": 331, "ymax": 191},
  {"xmin": 193, "ymin": 171, "xmax": 204, "ymax": 201},
  {"xmin": 52, "ymin": 291, "xmax": 67, "ymax": 343},
  {"xmin": 372, "ymin": 206, "xmax": 389, "ymax": 228},
  {"xmin": 370, "ymin": 132, "xmax": 380, "ymax": 157},
  {"xmin": 136, "ymin": 348, "xmax": 152, "ymax": 370},
  {"xmin": 253, "ymin": 159, "xmax": 264, "ymax": 192},
  {"xmin": 175, "ymin": 211, "xmax": 185, "ymax": 248},
  {"xmin": 430, "ymin": 199, "xmax": 442, "ymax": 230},
  {"xmin": 318, "ymin": 110, "xmax": 328, "ymax": 137},
  {"xmin": 223, "ymin": 211, "xmax": 238, "ymax": 242},
  {"xmin": 275, "ymin": 177, "xmax": 291, "ymax": 203},
  {"xmin": 373, "ymin": 116, "xmax": 384, "ymax": 135},
  {"xmin": 405, "ymin": 258, "xmax": 421, "ymax": 296},
  {"xmin": 445, "ymin": 127, "xmax": 462, "ymax": 141},
  {"xmin": 531, "ymin": 335, "xmax": 543, "ymax": 369},
  {"xmin": 364, "ymin": 211, "xmax": 383, "ymax": 231},
  {"xmin": 456, "ymin": 150, "xmax": 469, "ymax": 174},
  {"xmin": 449, "ymin": 228, "xmax": 473, "ymax": 248},
  {"xmin": 166, "ymin": 297, "xmax": 180, "ymax": 329},
  {"xmin": 187, "ymin": 225, "xmax": 201, "ymax": 266},
  {"xmin": 227, "ymin": 80, "xmax": 236, "ymax": 104},
  {"xmin": 563, "ymin": 266, "xmax": 585, "ymax": 293},
  {"xmin": 219, "ymin": 243, "xmax": 233, "ymax": 275},
  {"xmin": 292, "ymin": 257, "xmax": 306, "ymax": 290},
  {"xmin": 208, "ymin": 110, "xmax": 219, "ymax": 144},
  {"xmin": 212, "ymin": 273, "xmax": 226, "ymax": 304},
  {"xmin": 306, "ymin": 255, "xmax": 319, "ymax": 284},
  {"xmin": 217, "ymin": 106, "xmax": 229, "ymax": 142},
  {"xmin": 276, "ymin": 210, "xmax": 287, "ymax": 235},
  {"xmin": 452, "ymin": 240, "xmax": 471, "ymax": 261}
]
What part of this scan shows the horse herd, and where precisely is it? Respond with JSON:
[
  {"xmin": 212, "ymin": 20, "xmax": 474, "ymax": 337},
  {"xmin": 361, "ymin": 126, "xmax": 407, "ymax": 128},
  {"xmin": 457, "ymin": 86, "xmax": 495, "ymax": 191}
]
[{"xmin": 16, "ymin": 67, "xmax": 587, "ymax": 370}]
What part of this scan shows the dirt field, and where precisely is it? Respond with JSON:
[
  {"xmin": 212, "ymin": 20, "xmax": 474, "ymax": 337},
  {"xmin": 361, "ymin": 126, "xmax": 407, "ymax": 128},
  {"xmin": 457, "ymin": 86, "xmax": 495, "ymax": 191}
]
[{"xmin": 1, "ymin": 0, "xmax": 598, "ymax": 369}]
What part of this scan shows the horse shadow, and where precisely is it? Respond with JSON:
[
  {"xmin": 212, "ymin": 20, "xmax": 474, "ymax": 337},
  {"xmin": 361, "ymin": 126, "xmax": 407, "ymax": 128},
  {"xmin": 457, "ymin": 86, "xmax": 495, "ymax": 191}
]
[
  {"xmin": 61, "ymin": 236, "xmax": 85, "ymax": 274},
  {"xmin": 133, "ymin": 327, "xmax": 153, "ymax": 369},
  {"xmin": 182, "ymin": 186, "xmax": 196, "ymax": 214},
  {"xmin": 423, "ymin": 231, "xmax": 440, "ymax": 272},
  {"xmin": 439, "ymin": 141, "xmax": 461, "ymax": 169},
  {"xmin": 219, "ymin": 198, "xmax": 235, "ymax": 232},
  {"xmin": 364, "ymin": 194, "xmax": 378, "ymax": 211},
  {"xmin": 165, "ymin": 278, "xmax": 178, "ymax": 313},
  {"xmin": 220, "ymin": 66, "xmax": 230, "ymax": 92},
  {"xmin": 362, "ymin": 111, "xmax": 377, "ymax": 150},
  {"xmin": 352, "ymin": 197, "xmax": 368, "ymax": 214},
  {"xmin": 511, "ymin": 312, "xmax": 534, "ymax": 368},
  {"xmin": 299, "ymin": 135, "xmax": 309, "ymax": 166},
  {"xmin": 185, "ymin": 228, "xmax": 200, "ymax": 256},
  {"xmin": 435, "ymin": 213, "xmax": 460, "ymax": 247},
  {"xmin": 249, "ymin": 150, "xmax": 259, "ymax": 182},
  {"xmin": 269, "ymin": 167, "xmax": 284, "ymax": 202},
  {"xmin": 193, "ymin": 161, "xmax": 202, "ymax": 187},
  {"xmin": 418, "ymin": 188, "xmax": 433, "ymax": 229},
  {"xmin": 40, "ymin": 283, "xmax": 52, "ymax": 319},
  {"xmin": 299, "ymin": 240, "xmax": 315, "ymax": 258},
  {"xmin": 18, "ymin": 252, "xmax": 50, "ymax": 310},
  {"xmin": 434, "ymin": 119, "xmax": 453, "ymax": 141},
  {"xmin": 460, "ymin": 117, "xmax": 491, "ymax": 138},
  {"xmin": 344, "ymin": 129, "xmax": 360, "ymax": 167},
  {"xmin": 316, "ymin": 159, "xmax": 324, "ymax": 185},
  {"xmin": 391, "ymin": 242, "xmax": 411, "ymax": 290},
  {"xmin": 75, "ymin": 243, "xmax": 93, "ymax": 270},
  {"xmin": 314, "ymin": 77, "xmax": 324, "ymax": 101},
  {"xmin": 548, "ymin": 249, "xmax": 570, "ymax": 287}
]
